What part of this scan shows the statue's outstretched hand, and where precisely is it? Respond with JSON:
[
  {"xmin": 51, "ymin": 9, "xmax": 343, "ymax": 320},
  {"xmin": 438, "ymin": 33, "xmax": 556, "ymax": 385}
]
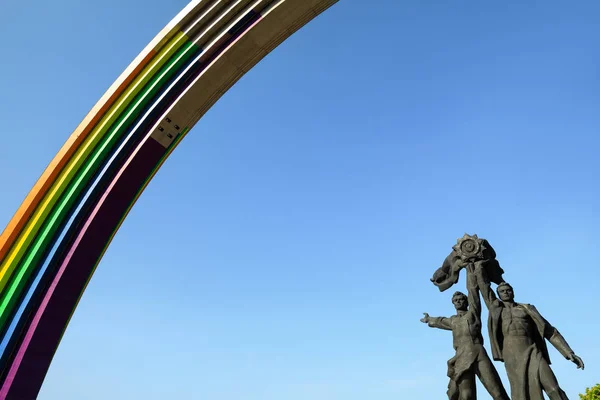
[
  {"xmin": 568, "ymin": 353, "xmax": 584, "ymax": 370},
  {"xmin": 420, "ymin": 313, "xmax": 430, "ymax": 324}
]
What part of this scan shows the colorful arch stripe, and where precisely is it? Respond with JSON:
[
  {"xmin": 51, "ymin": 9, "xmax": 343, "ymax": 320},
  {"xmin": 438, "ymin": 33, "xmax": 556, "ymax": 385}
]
[{"xmin": 0, "ymin": 0, "xmax": 338, "ymax": 398}]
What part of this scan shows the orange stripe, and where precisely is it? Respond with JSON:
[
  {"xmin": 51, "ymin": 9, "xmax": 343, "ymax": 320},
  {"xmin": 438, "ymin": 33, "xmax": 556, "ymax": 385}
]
[
  {"xmin": 0, "ymin": 50, "xmax": 157, "ymax": 262},
  {"xmin": 0, "ymin": 14, "xmax": 188, "ymax": 261}
]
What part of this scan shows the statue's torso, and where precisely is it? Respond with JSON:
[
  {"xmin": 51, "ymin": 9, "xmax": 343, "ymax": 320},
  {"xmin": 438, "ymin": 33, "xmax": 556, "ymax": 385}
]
[
  {"xmin": 451, "ymin": 312, "xmax": 482, "ymax": 349},
  {"xmin": 501, "ymin": 305, "xmax": 535, "ymax": 349}
]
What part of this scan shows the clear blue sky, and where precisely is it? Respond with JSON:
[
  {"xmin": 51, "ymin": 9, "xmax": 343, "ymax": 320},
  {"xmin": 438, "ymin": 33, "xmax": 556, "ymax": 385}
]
[{"xmin": 1, "ymin": 0, "xmax": 599, "ymax": 399}]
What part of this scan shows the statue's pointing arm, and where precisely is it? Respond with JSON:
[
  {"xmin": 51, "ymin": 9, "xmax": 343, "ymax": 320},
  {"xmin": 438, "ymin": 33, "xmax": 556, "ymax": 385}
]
[
  {"xmin": 421, "ymin": 313, "xmax": 452, "ymax": 330},
  {"xmin": 429, "ymin": 316, "xmax": 453, "ymax": 330}
]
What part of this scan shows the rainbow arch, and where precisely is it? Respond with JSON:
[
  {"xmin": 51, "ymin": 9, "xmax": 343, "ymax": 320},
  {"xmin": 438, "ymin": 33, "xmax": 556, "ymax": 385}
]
[{"xmin": 0, "ymin": 0, "xmax": 338, "ymax": 398}]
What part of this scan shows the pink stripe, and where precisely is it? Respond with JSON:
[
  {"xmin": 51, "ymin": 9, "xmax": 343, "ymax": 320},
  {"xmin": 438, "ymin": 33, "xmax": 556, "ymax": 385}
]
[
  {"xmin": 0, "ymin": 129, "xmax": 138, "ymax": 398},
  {"xmin": 0, "ymin": 15, "xmax": 263, "ymax": 399}
]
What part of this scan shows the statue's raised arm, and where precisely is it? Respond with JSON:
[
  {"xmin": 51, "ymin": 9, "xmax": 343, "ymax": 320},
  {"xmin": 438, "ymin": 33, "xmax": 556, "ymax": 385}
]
[
  {"xmin": 474, "ymin": 260, "xmax": 499, "ymax": 311},
  {"xmin": 465, "ymin": 263, "xmax": 481, "ymax": 319}
]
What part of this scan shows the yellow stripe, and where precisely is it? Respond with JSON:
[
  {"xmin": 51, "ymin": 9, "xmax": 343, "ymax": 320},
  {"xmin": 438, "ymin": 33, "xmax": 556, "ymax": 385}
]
[{"xmin": 0, "ymin": 31, "xmax": 189, "ymax": 294}]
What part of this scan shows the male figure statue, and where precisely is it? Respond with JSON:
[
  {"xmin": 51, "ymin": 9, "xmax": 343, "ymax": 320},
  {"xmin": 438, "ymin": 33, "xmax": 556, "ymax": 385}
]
[
  {"xmin": 476, "ymin": 263, "xmax": 584, "ymax": 400},
  {"xmin": 421, "ymin": 264, "xmax": 509, "ymax": 400}
]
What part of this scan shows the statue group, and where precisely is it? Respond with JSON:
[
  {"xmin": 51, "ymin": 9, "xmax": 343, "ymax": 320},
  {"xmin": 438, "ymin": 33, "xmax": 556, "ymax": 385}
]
[{"xmin": 421, "ymin": 234, "xmax": 584, "ymax": 400}]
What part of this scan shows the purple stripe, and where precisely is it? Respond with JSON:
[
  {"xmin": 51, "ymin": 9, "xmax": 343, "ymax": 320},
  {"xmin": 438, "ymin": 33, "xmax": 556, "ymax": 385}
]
[{"xmin": 0, "ymin": 140, "xmax": 166, "ymax": 400}]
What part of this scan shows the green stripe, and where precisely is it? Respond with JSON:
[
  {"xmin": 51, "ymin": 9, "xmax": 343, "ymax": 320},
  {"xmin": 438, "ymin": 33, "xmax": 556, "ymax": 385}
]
[
  {"xmin": 0, "ymin": 32, "xmax": 189, "ymax": 291},
  {"xmin": 0, "ymin": 43, "xmax": 199, "ymax": 331}
]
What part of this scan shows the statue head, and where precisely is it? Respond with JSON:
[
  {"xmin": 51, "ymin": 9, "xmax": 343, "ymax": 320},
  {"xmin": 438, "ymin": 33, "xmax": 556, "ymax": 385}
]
[
  {"xmin": 452, "ymin": 291, "xmax": 468, "ymax": 311},
  {"xmin": 496, "ymin": 282, "xmax": 514, "ymax": 302}
]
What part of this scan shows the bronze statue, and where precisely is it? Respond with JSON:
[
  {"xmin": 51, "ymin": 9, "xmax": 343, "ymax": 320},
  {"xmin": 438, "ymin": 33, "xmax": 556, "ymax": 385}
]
[
  {"xmin": 421, "ymin": 263, "xmax": 510, "ymax": 400},
  {"xmin": 476, "ymin": 263, "xmax": 584, "ymax": 400},
  {"xmin": 426, "ymin": 234, "xmax": 585, "ymax": 400}
]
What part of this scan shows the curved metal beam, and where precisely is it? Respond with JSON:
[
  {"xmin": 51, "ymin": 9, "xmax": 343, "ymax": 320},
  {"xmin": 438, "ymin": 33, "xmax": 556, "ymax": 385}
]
[{"xmin": 0, "ymin": 0, "xmax": 338, "ymax": 398}]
